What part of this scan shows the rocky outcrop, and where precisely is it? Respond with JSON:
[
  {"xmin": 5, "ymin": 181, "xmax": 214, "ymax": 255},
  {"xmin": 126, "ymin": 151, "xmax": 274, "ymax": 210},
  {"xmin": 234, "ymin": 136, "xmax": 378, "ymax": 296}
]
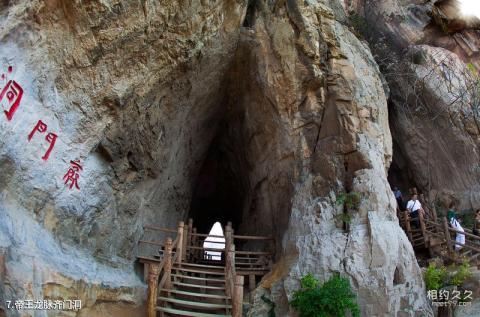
[
  {"xmin": 0, "ymin": 0, "xmax": 433, "ymax": 316},
  {"xmin": 347, "ymin": 0, "xmax": 480, "ymax": 211}
]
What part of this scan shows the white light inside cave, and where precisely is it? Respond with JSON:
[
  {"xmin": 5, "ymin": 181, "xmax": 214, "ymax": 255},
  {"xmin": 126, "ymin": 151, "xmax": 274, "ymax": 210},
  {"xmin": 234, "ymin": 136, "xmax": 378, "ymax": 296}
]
[
  {"xmin": 203, "ymin": 222, "xmax": 225, "ymax": 260},
  {"xmin": 459, "ymin": 0, "xmax": 480, "ymax": 18}
]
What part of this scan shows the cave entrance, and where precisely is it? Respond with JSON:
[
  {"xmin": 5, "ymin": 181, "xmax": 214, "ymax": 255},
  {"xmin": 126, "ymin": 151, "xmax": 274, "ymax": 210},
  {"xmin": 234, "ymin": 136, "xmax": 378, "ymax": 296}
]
[
  {"xmin": 188, "ymin": 119, "xmax": 249, "ymax": 235},
  {"xmin": 387, "ymin": 101, "xmax": 418, "ymax": 202},
  {"xmin": 203, "ymin": 222, "xmax": 225, "ymax": 261}
]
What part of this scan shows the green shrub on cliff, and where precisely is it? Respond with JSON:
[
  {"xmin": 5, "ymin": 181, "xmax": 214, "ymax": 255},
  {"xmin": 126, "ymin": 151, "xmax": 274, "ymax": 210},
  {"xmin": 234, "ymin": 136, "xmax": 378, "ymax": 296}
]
[
  {"xmin": 424, "ymin": 261, "xmax": 471, "ymax": 290},
  {"xmin": 336, "ymin": 192, "xmax": 361, "ymax": 210},
  {"xmin": 425, "ymin": 263, "xmax": 448, "ymax": 291},
  {"xmin": 450, "ymin": 261, "xmax": 471, "ymax": 286},
  {"xmin": 291, "ymin": 274, "xmax": 360, "ymax": 317}
]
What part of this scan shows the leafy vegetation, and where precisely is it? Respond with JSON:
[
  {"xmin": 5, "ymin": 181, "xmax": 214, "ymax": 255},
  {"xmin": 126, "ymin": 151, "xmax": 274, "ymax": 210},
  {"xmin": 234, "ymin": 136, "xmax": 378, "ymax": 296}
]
[
  {"xmin": 336, "ymin": 192, "xmax": 361, "ymax": 210},
  {"xmin": 424, "ymin": 263, "xmax": 448, "ymax": 291},
  {"xmin": 450, "ymin": 261, "xmax": 472, "ymax": 286},
  {"xmin": 291, "ymin": 274, "xmax": 360, "ymax": 317},
  {"xmin": 424, "ymin": 261, "xmax": 472, "ymax": 290}
]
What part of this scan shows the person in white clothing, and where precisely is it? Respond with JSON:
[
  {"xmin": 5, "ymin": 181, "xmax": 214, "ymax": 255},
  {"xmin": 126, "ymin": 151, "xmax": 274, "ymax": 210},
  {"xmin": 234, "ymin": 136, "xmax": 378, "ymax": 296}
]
[
  {"xmin": 406, "ymin": 194, "xmax": 424, "ymax": 227},
  {"xmin": 448, "ymin": 209, "xmax": 465, "ymax": 251}
]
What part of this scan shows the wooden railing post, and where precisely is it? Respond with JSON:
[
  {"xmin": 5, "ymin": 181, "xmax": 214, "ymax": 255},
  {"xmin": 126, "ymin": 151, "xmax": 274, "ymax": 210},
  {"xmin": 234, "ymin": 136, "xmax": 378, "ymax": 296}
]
[
  {"xmin": 419, "ymin": 211, "xmax": 428, "ymax": 245},
  {"xmin": 192, "ymin": 228, "xmax": 198, "ymax": 260},
  {"xmin": 418, "ymin": 210, "xmax": 432, "ymax": 256},
  {"xmin": 177, "ymin": 221, "xmax": 184, "ymax": 264},
  {"xmin": 186, "ymin": 218, "xmax": 193, "ymax": 260},
  {"xmin": 432, "ymin": 204, "xmax": 438, "ymax": 223},
  {"xmin": 443, "ymin": 217, "xmax": 455, "ymax": 260},
  {"xmin": 147, "ymin": 262, "xmax": 161, "ymax": 317},
  {"xmin": 249, "ymin": 274, "xmax": 256, "ymax": 302},
  {"xmin": 182, "ymin": 222, "xmax": 188, "ymax": 261},
  {"xmin": 232, "ymin": 275, "xmax": 244, "ymax": 317},
  {"xmin": 225, "ymin": 243, "xmax": 236, "ymax": 298},
  {"xmin": 225, "ymin": 223, "xmax": 233, "ymax": 252},
  {"xmin": 164, "ymin": 237, "xmax": 173, "ymax": 290},
  {"xmin": 404, "ymin": 210, "xmax": 413, "ymax": 242}
]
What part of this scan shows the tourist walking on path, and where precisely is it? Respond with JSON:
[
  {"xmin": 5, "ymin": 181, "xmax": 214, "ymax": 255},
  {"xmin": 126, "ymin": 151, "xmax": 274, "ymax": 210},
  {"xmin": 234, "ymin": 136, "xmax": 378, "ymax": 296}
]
[
  {"xmin": 406, "ymin": 194, "xmax": 423, "ymax": 227},
  {"xmin": 447, "ymin": 208, "xmax": 465, "ymax": 251},
  {"xmin": 393, "ymin": 187, "xmax": 404, "ymax": 209}
]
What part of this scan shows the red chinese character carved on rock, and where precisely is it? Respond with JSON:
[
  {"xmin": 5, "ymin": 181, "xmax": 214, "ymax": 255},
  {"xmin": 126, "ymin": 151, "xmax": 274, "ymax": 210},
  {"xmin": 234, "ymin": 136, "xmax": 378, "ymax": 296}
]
[
  {"xmin": 0, "ymin": 80, "xmax": 24, "ymax": 121},
  {"xmin": 63, "ymin": 160, "xmax": 82, "ymax": 190},
  {"xmin": 28, "ymin": 120, "xmax": 57, "ymax": 161}
]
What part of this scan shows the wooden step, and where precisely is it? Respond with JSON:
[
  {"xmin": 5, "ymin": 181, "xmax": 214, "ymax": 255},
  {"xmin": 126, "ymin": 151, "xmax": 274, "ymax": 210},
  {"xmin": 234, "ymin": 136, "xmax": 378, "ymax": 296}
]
[
  {"xmin": 159, "ymin": 288, "xmax": 230, "ymax": 300},
  {"xmin": 235, "ymin": 256, "xmax": 259, "ymax": 260},
  {"xmin": 158, "ymin": 297, "xmax": 232, "ymax": 310},
  {"xmin": 412, "ymin": 237, "xmax": 425, "ymax": 243},
  {"xmin": 172, "ymin": 274, "xmax": 225, "ymax": 283},
  {"xmin": 156, "ymin": 306, "xmax": 230, "ymax": 317},
  {"xmin": 175, "ymin": 262, "xmax": 225, "ymax": 270},
  {"xmin": 235, "ymin": 262, "xmax": 266, "ymax": 266},
  {"xmin": 173, "ymin": 267, "xmax": 225, "ymax": 276},
  {"xmin": 172, "ymin": 281, "xmax": 226, "ymax": 290},
  {"xmin": 235, "ymin": 266, "xmax": 269, "ymax": 271}
]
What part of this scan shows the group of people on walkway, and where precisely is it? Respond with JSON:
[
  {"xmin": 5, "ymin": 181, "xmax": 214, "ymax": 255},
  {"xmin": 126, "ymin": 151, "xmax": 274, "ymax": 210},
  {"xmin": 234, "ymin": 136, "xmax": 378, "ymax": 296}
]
[{"xmin": 393, "ymin": 187, "xmax": 476, "ymax": 252}]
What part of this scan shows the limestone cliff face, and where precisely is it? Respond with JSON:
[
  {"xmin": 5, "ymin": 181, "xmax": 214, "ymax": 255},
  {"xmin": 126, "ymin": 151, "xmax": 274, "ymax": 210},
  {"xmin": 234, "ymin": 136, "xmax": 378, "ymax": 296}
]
[
  {"xmin": 0, "ymin": 1, "xmax": 433, "ymax": 316},
  {"xmin": 347, "ymin": 0, "xmax": 480, "ymax": 210}
]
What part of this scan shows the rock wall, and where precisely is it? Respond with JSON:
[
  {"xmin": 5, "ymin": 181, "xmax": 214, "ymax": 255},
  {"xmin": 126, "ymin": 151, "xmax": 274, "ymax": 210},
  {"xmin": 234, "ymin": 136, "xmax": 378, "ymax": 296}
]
[
  {"xmin": 347, "ymin": 0, "xmax": 480, "ymax": 210},
  {"xmin": 244, "ymin": 1, "xmax": 431, "ymax": 316},
  {"xmin": 0, "ymin": 0, "xmax": 248, "ymax": 315},
  {"xmin": 0, "ymin": 0, "xmax": 433, "ymax": 316}
]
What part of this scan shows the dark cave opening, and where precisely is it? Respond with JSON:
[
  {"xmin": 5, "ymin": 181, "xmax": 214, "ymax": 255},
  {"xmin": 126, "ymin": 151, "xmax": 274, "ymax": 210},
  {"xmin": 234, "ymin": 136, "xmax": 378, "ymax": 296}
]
[
  {"xmin": 188, "ymin": 121, "xmax": 249, "ymax": 235},
  {"xmin": 185, "ymin": 40, "xmax": 290, "ymax": 258},
  {"xmin": 387, "ymin": 101, "xmax": 418, "ymax": 201}
]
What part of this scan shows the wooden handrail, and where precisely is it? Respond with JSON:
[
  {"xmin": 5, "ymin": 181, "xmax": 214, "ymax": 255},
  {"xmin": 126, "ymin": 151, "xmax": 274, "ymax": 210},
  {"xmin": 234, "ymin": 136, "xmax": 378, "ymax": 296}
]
[
  {"xmin": 201, "ymin": 240, "xmax": 226, "ymax": 244},
  {"xmin": 143, "ymin": 225, "xmax": 177, "ymax": 233},
  {"xmin": 446, "ymin": 226, "xmax": 480, "ymax": 240},
  {"xmin": 138, "ymin": 240, "xmax": 163, "ymax": 246},
  {"xmin": 190, "ymin": 233, "xmax": 225, "ymax": 238},
  {"xmin": 450, "ymin": 240, "xmax": 480, "ymax": 253}
]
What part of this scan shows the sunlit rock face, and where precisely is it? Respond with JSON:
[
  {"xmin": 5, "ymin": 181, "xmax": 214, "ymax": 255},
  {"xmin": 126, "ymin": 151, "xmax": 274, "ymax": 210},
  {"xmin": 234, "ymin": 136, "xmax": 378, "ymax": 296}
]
[
  {"xmin": 347, "ymin": 0, "xmax": 480, "ymax": 210},
  {"xmin": 0, "ymin": 0, "xmax": 432, "ymax": 316}
]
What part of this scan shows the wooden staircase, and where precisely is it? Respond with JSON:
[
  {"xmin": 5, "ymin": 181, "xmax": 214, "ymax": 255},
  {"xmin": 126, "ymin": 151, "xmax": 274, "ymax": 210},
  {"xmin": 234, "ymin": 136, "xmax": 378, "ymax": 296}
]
[
  {"xmin": 398, "ymin": 188, "xmax": 480, "ymax": 267},
  {"xmin": 137, "ymin": 220, "xmax": 274, "ymax": 317},
  {"xmin": 157, "ymin": 262, "xmax": 232, "ymax": 317}
]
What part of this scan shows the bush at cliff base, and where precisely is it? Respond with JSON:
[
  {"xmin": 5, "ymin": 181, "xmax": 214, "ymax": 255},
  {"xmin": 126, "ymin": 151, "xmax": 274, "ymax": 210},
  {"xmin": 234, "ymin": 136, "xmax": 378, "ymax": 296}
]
[{"xmin": 291, "ymin": 273, "xmax": 360, "ymax": 317}]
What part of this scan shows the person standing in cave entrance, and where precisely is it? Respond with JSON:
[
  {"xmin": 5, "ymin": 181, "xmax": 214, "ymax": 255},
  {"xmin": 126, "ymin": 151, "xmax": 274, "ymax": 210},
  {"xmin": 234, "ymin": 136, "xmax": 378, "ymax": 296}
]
[
  {"xmin": 393, "ymin": 187, "xmax": 404, "ymax": 210},
  {"xmin": 406, "ymin": 194, "xmax": 423, "ymax": 228},
  {"xmin": 447, "ymin": 207, "xmax": 465, "ymax": 252}
]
